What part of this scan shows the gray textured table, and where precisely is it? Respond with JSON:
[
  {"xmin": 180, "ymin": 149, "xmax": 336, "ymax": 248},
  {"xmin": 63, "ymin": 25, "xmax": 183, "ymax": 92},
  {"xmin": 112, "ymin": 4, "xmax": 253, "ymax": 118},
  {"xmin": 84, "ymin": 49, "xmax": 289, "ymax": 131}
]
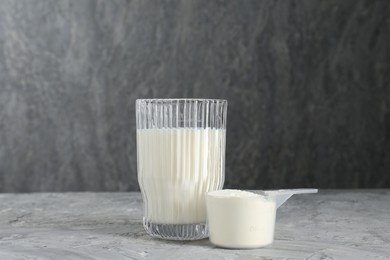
[{"xmin": 0, "ymin": 191, "xmax": 389, "ymax": 259}]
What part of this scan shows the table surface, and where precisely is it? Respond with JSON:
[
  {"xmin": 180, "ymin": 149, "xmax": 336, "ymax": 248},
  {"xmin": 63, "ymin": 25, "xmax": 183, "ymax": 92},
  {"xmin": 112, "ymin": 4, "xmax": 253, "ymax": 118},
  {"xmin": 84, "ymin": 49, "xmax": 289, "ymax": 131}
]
[{"xmin": 0, "ymin": 191, "xmax": 389, "ymax": 260}]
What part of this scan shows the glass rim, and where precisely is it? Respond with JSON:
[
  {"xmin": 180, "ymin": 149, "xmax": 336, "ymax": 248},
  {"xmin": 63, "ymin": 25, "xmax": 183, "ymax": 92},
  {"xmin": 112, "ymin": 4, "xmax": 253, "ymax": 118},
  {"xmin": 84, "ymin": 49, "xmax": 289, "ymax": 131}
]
[{"xmin": 136, "ymin": 98, "xmax": 227, "ymax": 103}]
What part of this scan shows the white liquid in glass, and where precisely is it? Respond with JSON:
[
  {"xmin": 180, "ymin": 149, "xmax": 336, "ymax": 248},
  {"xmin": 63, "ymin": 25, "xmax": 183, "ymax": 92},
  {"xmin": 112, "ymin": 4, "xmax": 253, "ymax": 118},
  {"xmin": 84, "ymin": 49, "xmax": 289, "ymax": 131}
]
[{"xmin": 137, "ymin": 128, "xmax": 226, "ymax": 224}]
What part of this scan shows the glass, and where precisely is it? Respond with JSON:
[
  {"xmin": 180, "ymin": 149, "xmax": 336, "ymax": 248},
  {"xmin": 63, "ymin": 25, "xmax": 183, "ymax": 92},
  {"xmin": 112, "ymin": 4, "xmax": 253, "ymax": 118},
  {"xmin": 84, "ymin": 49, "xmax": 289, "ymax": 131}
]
[{"xmin": 136, "ymin": 98, "xmax": 228, "ymax": 240}]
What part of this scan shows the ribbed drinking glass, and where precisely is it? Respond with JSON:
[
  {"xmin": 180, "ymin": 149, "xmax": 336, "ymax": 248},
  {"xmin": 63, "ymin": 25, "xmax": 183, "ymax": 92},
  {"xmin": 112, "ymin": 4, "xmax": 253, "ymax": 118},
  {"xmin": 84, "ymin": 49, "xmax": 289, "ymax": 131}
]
[{"xmin": 136, "ymin": 99, "xmax": 227, "ymax": 240}]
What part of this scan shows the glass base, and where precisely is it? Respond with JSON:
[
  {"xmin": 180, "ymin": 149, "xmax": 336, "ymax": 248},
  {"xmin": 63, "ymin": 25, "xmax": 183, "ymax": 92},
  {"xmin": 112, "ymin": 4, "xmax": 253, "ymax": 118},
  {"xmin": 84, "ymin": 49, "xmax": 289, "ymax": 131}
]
[{"xmin": 143, "ymin": 217, "xmax": 208, "ymax": 240}]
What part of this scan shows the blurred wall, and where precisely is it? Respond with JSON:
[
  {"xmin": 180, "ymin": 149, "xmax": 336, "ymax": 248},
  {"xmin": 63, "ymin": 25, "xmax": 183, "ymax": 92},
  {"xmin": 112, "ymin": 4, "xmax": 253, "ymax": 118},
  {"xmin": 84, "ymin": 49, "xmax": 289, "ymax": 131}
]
[{"xmin": 0, "ymin": 0, "xmax": 389, "ymax": 192}]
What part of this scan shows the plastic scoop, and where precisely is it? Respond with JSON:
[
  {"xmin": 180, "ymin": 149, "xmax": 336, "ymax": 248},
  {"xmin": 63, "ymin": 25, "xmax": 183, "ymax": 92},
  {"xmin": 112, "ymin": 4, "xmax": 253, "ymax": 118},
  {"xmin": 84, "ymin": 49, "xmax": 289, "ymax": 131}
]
[
  {"xmin": 206, "ymin": 189, "xmax": 318, "ymax": 249},
  {"xmin": 256, "ymin": 188, "xmax": 318, "ymax": 208}
]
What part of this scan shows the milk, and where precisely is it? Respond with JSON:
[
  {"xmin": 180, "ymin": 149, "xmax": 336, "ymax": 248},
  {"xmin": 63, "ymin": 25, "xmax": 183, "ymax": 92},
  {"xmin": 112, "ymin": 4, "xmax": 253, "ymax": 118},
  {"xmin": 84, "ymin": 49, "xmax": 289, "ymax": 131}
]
[
  {"xmin": 137, "ymin": 128, "xmax": 226, "ymax": 224},
  {"xmin": 206, "ymin": 190, "xmax": 276, "ymax": 248}
]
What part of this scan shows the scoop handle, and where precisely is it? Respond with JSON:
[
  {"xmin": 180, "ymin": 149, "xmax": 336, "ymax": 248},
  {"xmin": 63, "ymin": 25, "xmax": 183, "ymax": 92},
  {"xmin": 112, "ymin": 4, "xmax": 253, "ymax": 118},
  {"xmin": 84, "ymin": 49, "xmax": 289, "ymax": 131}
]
[{"xmin": 257, "ymin": 189, "xmax": 318, "ymax": 208}]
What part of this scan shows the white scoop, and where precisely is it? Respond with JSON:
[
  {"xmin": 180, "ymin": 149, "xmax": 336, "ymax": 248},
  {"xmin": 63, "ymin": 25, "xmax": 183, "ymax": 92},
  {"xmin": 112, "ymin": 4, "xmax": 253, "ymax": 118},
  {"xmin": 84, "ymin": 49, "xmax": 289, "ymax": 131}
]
[
  {"xmin": 206, "ymin": 189, "xmax": 318, "ymax": 249},
  {"xmin": 256, "ymin": 188, "xmax": 318, "ymax": 208}
]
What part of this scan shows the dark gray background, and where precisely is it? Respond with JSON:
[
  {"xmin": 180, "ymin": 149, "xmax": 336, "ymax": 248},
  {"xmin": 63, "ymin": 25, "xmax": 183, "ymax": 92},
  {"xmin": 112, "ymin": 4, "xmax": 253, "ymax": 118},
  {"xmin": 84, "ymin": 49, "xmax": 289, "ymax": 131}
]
[{"xmin": 0, "ymin": 0, "xmax": 389, "ymax": 192}]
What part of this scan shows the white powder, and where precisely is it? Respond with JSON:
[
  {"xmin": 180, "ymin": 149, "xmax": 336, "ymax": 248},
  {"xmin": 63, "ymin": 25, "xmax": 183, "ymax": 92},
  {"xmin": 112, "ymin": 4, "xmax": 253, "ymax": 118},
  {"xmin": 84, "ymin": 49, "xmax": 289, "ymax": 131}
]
[
  {"xmin": 207, "ymin": 189, "xmax": 264, "ymax": 198},
  {"xmin": 206, "ymin": 189, "xmax": 276, "ymax": 248}
]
